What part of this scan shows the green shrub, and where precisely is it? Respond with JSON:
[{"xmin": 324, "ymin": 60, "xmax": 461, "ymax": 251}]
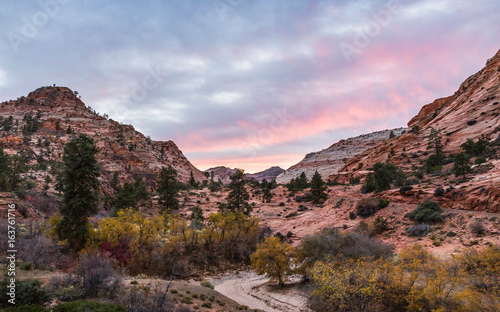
[
  {"xmin": 300, "ymin": 228, "xmax": 393, "ymax": 268},
  {"xmin": 0, "ymin": 279, "xmax": 51, "ymax": 308},
  {"xmin": 475, "ymin": 156, "xmax": 487, "ymax": 165},
  {"xmin": 200, "ymin": 281, "xmax": 214, "ymax": 289},
  {"xmin": 52, "ymin": 300, "xmax": 127, "ymax": 312},
  {"xmin": 446, "ymin": 231, "xmax": 457, "ymax": 237},
  {"xmin": 372, "ymin": 216, "xmax": 388, "ymax": 234},
  {"xmin": 202, "ymin": 302, "xmax": 212, "ymax": 308},
  {"xmin": 406, "ymin": 224, "xmax": 432, "ymax": 237},
  {"xmin": 356, "ymin": 198, "xmax": 389, "ymax": 217},
  {"xmin": 4, "ymin": 305, "xmax": 49, "ymax": 312},
  {"xmin": 470, "ymin": 220, "xmax": 486, "ymax": 235},
  {"xmin": 20, "ymin": 261, "xmax": 34, "ymax": 271},
  {"xmin": 406, "ymin": 200, "xmax": 444, "ymax": 223}
]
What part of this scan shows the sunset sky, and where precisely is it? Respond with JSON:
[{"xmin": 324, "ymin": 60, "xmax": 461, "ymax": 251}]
[{"xmin": 1, "ymin": 0, "xmax": 499, "ymax": 172}]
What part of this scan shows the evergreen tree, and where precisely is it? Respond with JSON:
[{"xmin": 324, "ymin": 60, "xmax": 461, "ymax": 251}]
[
  {"xmin": 0, "ymin": 147, "xmax": 11, "ymax": 191},
  {"xmin": 310, "ymin": 171, "xmax": 327, "ymax": 204},
  {"xmin": 56, "ymin": 134, "xmax": 100, "ymax": 250},
  {"xmin": 9, "ymin": 153, "xmax": 27, "ymax": 190},
  {"xmin": 297, "ymin": 172, "xmax": 308, "ymax": 189},
  {"xmin": 362, "ymin": 162, "xmax": 406, "ymax": 193},
  {"xmin": 133, "ymin": 176, "xmax": 149, "ymax": 201},
  {"xmin": 426, "ymin": 128, "xmax": 445, "ymax": 172},
  {"xmin": 55, "ymin": 119, "xmax": 62, "ymax": 132},
  {"xmin": 453, "ymin": 153, "xmax": 472, "ymax": 179},
  {"xmin": 66, "ymin": 125, "xmax": 72, "ymax": 134},
  {"xmin": 262, "ymin": 186, "xmax": 273, "ymax": 203},
  {"xmin": 227, "ymin": 169, "xmax": 251, "ymax": 215},
  {"xmin": 158, "ymin": 165, "xmax": 180, "ymax": 211},
  {"xmin": 189, "ymin": 171, "xmax": 198, "ymax": 188},
  {"xmin": 110, "ymin": 171, "xmax": 120, "ymax": 192},
  {"xmin": 190, "ymin": 205, "xmax": 205, "ymax": 229},
  {"xmin": 114, "ymin": 182, "xmax": 137, "ymax": 212}
]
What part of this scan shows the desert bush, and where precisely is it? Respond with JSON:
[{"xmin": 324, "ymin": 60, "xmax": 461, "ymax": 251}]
[
  {"xmin": 469, "ymin": 220, "xmax": 486, "ymax": 235},
  {"xmin": 434, "ymin": 187, "xmax": 445, "ymax": 197},
  {"xmin": 399, "ymin": 185, "xmax": 413, "ymax": 194},
  {"xmin": 120, "ymin": 283, "xmax": 192, "ymax": 312},
  {"xmin": 310, "ymin": 258, "xmax": 386, "ymax": 311},
  {"xmin": 200, "ymin": 281, "xmax": 214, "ymax": 289},
  {"xmin": 52, "ymin": 300, "xmax": 127, "ymax": 312},
  {"xmin": 406, "ymin": 199, "xmax": 444, "ymax": 223},
  {"xmin": 74, "ymin": 252, "xmax": 122, "ymax": 298},
  {"xmin": 19, "ymin": 236, "xmax": 66, "ymax": 270},
  {"xmin": 48, "ymin": 274, "xmax": 83, "ymax": 302},
  {"xmin": 0, "ymin": 279, "xmax": 51, "ymax": 308},
  {"xmin": 405, "ymin": 224, "xmax": 432, "ymax": 237},
  {"xmin": 3, "ymin": 305, "xmax": 49, "ymax": 312},
  {"xmin": 372, "ymin": 216, "xmax": 388, "ymax": 234},
  {"xmin": 300, "ymin": 228, "xmax": 393, "ymax": 273},
  {"xmin": 356, "ymin": 197, "xmax": 389, "ymax": 217},
  {"xmin": 24, "ymin": 190, "xmax": 59, "ymax": 215}
]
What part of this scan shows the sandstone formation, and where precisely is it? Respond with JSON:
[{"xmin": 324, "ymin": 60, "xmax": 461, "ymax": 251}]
[
  {"xmin": 334, "ymin": 49, "xmax": 500, "ymax": 213},
  {"xmin": 276, "ymin": 128, "xmax": 406, "ymax": 184},
  {"xmin": 0, "ymin": 86, "xmax": 206, "ymax": 196}
]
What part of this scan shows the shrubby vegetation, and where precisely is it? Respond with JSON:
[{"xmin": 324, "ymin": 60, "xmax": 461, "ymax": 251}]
[
  {"xmin": 356, "ymin": 197, "xmax": 389, "ymax": 217},
  {"xmin": 361, "ymin": 162, "xmax": 406, "ymax": 193},
  {"xmin": 309, "ymin": 244, "xmax": 500, "ymax": 312},
  {"xmin": 82, "ymin": 208, "xmax": 266, "ymax": 277},
  {"xmin": 405, "ymin": 199, "xmax": 444, "ymax": 223}
]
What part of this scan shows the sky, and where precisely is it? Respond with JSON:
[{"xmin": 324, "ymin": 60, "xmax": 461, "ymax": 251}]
[{"xmin": 0, "ymin": 0, "xmax": 499, "ymax": 173}]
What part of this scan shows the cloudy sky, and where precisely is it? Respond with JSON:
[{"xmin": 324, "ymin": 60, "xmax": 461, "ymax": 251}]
[{"xmin": 1, "ymin": 0, "xmax": 499, "ymax": 172}]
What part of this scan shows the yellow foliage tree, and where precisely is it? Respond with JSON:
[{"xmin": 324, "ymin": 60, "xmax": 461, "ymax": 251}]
[{"xmin": 250, "ymin": 236, "xmax": 299, "ymax": 286}]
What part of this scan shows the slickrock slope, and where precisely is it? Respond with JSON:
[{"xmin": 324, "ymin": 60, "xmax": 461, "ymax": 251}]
[
  {"xmin": 276, "ymin": 128, "xmax": 406, "ymax": 184},
  {"xmin": 0, "ymin": 86, "xmax": 206, "ymax": 194},
  {"xmin": 336, "ymin": 49, "xmax": 500, "ymax": 212},
  {"xmin": 246, "ymin": 166, "xmax": 284, "ymax": 182},
  {"xmin": 204, "ymin": 166, "xmax": 239, "ymax": 184}
]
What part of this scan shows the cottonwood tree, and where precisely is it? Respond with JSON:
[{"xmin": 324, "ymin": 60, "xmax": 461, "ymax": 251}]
[
  {"xmin": 250, "ymin": 236, "xmax": 299, "ymax": 286},
  {"xmin": 56, "ymin": 134, "xmax": 100, "ymax": 250}
]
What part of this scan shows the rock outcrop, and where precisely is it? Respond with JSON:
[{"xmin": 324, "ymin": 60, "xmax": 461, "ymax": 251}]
[
  {"xmin": 336, "ymin": 49, "xmax": 500, "ymax": 212},
  {"xmin": 276, "ymin": 128, "xmax": 406, "ymax": 184},
  {"xmin": 0, "ymin": 86, "xmax": 206, "ymax": 196},
  {"xmin": 246, "ymin": 166, "xmax": 284, "ymax": 182}
]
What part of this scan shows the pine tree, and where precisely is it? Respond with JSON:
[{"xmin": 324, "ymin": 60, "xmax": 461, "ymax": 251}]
[
  {"xmin": 189, "ymin": 171, "xmax": 197, "ymax": 188},
  {"xmin": 262, "ymin": 186, "xmax": 273, "ymax": 203},
  {"xmin": 297, "ymin": 172, "xmax": 308, "ymax": 189},
  {"xmin": 158, "ymin": 165, "xmax": 180, "ymax": 211},
  {"xmin": 310, "ymin": 171, "xmax": 327, "ymax": 204},
  {"xmin": 0, "ymin": 147, "xmax": 11, "ymax": 191},
  {"xmin": 227, "ymin": 169, "xmax": 251, "ymax": 215},
  {"xmin": 426, "ymin": 128, "xmax": 445, "ymax": 172},
  {"xmin": 453, "ymin": 153, "xmax": 472, "ymax": 179},
  {"xmin": 56, "ymin": 134, "xmax": 100, "ymax": 250}
]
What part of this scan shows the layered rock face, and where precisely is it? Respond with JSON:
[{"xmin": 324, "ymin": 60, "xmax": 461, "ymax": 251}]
[
  {"xmin": 336, "ymin": 49, "xmax": 500, "ymax": 212},
  {"xmin": 0, "ymin": 86, "xmax": 205, "ymax": 195},
  {"xmin": 246, "ymin": 166, "xmax": 284, "ymax": 182},
  {"xmin": 276, "ymin": 128, "xmax": 406, "ymax": 184}
]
